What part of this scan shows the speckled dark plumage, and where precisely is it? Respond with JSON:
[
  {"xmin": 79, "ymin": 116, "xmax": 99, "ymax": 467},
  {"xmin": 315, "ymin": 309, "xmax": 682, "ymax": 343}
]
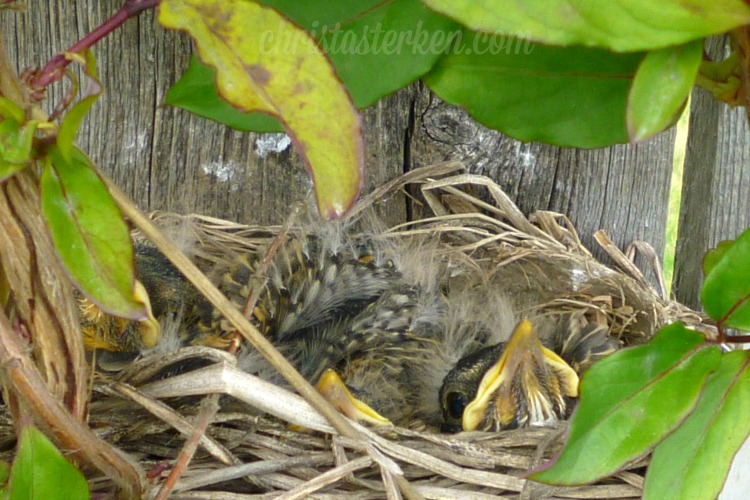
[
  {"xmin": 80, "ymin": 244, "xmax": 213, "ymax": 368},
  {"xmin": 221, "ymin": 229, "xmax": 448, "ymax": 425},
  {"xmin": 215, "ymin": 233, "xmax": 403, "ymax": 341},
  {"xmin": 80, "ymin": 223, "xmax": 621, "ymax": 431}
]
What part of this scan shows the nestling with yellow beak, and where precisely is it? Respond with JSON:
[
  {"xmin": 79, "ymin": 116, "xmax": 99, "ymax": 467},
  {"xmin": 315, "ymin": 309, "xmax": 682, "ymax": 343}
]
[{"xmin": 78, "ymin": 216, "xmax": 620, "ymax": 432}]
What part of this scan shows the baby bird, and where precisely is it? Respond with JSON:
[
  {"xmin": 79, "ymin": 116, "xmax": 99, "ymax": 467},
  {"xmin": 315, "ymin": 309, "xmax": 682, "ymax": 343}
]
[
  {"xmin": 78, "ymin": 218, "xmax": 621, "ymax": 433},
  {"xmin": 227, "ymin": 227, "xmax": 621, "ymax": 431},
  {"xmin": 78, "ymin": 224, "xmax": 447, "ymax": 426},
  {"xmin": 226, "ymin": 223, "xmax": 449, "ymax": 426},
  {"xmin": 438, "ymin": 314, "xmax": 619, "ymax": 432},
  {"xmin": 79, "ymin": 244, "xmax": 213, "ymax": 370}
]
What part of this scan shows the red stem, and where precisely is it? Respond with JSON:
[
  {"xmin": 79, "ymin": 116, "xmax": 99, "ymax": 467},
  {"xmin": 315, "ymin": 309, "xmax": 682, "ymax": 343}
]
[
  {"xmin": 30, "ymin": 0, "xmax": 161, "ymax": 91},
  {"xmin": 722, "ymin": 334, "xmax": 750, "ymax": 343},
  {"xmin": 716, "ymin": 292, "xmax": 750, "ymax": 343}
]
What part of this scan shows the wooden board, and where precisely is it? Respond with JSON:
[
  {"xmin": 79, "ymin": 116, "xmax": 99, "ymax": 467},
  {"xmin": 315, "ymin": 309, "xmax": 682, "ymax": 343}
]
[
  {"xmin": 673, "ymin": 37, "xmax": 750, "ymax": 308},
  {"xmin": 410, "ymin": 89, "xmax": 675, "ymax": 288},
  {"xmin": 5, "ymin": 1, "xmax": 726, "ymax": 301}
]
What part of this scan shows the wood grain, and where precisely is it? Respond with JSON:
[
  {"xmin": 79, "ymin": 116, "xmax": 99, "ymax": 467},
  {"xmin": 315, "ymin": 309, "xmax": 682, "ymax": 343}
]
[
  {"xmin": 409, "ymin": 88, "xmax": 674, "ymax": 287},
  {"xmin": 674, "ymin": 37, "xmax": 750, "ymax": 308},
  {"xmin": 5, "ymin": 1, "xmax": 723, "ymax": 304}
]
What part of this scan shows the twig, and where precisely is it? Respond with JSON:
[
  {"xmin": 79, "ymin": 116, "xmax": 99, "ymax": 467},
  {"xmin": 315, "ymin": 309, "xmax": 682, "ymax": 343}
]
[
  {"xmin": 0, "ymin": 310, "xmax": 145, "ymax": 496},
  {"xmin": 241, "ymin": 204, "xmax": 302, "ymax": 316},
  {"xmin": 276, "ymin": 455, "xmax": 373, "ymax": 500},
  {"xmin": 625, "ymin": 241, "xmax": 668, "ymax": 301},
  {"xmin": 593, "ymin": 230, "xmax": 658, "ymax": 295},
  {"xmin": 147, "ymin": 204, "xmax": 302, "ymax": 498},
  {"xmin": 0, "ymin": 19, "xmax": 144, "ymax": 495},
  {"xmin": 102, "ymin": 175, "xmax": 362, "ymax": 436},
  {"xmin": 729, "ymin": 27, "xmax": 750, "ymax": 124},
  {"xmin": 349, "ymin": 160, "xmax": 465, "ymax": 218},
  {"xmin": 153, "ymin": 396, "xmax": 223, "ymax": 500},
  {"xmin": 173, "ymin": 454, "xmax": 333, "ymax": 492},
  {"xmin": 29, "ymin": 0, "xmax": 161, "ymax": 92},
  {"xmin": 139, "ymin": 362, "xmax": 335, "ymax": 433},
  {"xmin": 351, "ymin": 424, "xmax": 525, "ymax": 492},
  {"xmin": 103, "ymin": 176, "xmax": 425, "ymax": 499},
  {"xmin": 155, "ymin": 204, "xmax": 304, "ymax": 498},
  {"xmin": 110, "ymin": 383, "xmax": 234, "ymax": 464},
  {"xmin": 422, "ymin": 174, "xmax": 556, "ymax": 244}
]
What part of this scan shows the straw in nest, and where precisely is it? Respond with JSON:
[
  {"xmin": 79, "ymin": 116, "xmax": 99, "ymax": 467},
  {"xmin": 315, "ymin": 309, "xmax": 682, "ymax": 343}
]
[{"xmin": 5, "ymin": 161, "xmax": 715, "ymax": 498}]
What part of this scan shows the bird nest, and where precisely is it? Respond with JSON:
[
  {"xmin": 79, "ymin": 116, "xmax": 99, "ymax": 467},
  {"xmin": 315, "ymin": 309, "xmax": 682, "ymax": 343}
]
[{"xmin": 21, "ymin": 162, "xmax": 718, "ymax": 498}]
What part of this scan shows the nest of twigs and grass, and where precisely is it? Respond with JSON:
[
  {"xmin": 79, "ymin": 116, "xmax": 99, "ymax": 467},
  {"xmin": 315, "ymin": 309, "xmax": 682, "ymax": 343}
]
[{"xmin": 0, "ymin": 162, "xmax": 715, "ymax": 499}]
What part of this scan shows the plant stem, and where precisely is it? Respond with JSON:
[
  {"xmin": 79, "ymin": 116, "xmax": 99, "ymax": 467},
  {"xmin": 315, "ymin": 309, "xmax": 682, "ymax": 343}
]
[
  {"xmin": 728, "ymin": 26, "xmax": 750, "ymax": 125},
  {"xmin": 101, "ymin": 174, "xmax": 363, "ymax": 440},
  {"xmin": 30, "ymin": 0, "xmax": 161, "ymax": 92},
  {"xmin": 0, "ymin": 308, "xmax": 146, "ymax": 496},
  {"xmin": 103, "ymin": 174, "xmax": 424, "ymax": 500}
]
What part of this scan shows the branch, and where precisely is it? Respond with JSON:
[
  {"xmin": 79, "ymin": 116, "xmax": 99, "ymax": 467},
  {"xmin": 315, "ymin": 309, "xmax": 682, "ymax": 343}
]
[
  {"xmin": 0, "ymin": 309, "xmax": 146, "ymax": 496},
  {"xmin": 29, "ymin": 0, "xmax": 161, "ymax": 92},
  {"xmin": 103, "ymin": 175, "xmax": 423, "ymax": 499},
  {"xmin": 729, "ymin": 27, "xmax": 750, "ymax": 125},
  {"xmin": 101, "ymin": 175, "xmax": 362, "ymax": 439}
]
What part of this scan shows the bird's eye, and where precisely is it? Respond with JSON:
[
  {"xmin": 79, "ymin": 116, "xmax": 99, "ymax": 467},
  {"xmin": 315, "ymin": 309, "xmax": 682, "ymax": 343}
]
[{"xmin": 446, "ymin": 391, "xmax": 468, "ymax": 420}]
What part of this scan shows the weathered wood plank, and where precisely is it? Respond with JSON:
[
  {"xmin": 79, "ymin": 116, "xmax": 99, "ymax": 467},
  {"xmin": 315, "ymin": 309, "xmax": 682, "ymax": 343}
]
[
  {"xmin": 6, "ymin": 2, "xmax": 681, "ymax": 288},
  {"xmin": 410, "ymin": 90, "xmax": 675, "ymax": 285},
  {"xmin": 674, "ymin": 37, "xmax": 750, "ymax": 308},
  {"xmin": 3, "ymin": 1, "xmax": 408, "ymax": 227}
]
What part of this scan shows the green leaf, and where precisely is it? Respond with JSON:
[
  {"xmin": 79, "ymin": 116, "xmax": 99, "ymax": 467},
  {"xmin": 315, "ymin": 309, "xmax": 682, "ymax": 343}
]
[
  {"xmin": 0, "ymin": 118, "xmax": 37, "ymax": 180},
  {"xmin": 422, "ymin": 0, "xmax": 750, "ymax": 52},
  {"xmin": 258, "ymin": 0, "xmax": 383, "ymax": 29},
  {"xmin": 166, "ymin": 57, "xmax": 284, "ymax": 133},
  {"xmin": 531, "ymin": 324, "xmax": 721, "ymax": 485},
  {"xmin": 703, "ymin": 240, "xmax": 735, "ymax": 277},
  {"xmin": 40, "ymin": 146, "xmax": 146, "ymax": 320},
  {"xmin": 644, "ymin": 351, "xmax": 750, "ymax": 500},
  {"xmin": 0, "ymin": 460, "xmax": 8, "ymax": 486},
  {"xmin": 627, "ymin": 41, "xmax": 703, "ymax": 142},
  {"xmin": 8, "ymin": 426, "xmax": 89, "ymax": 500},
  {"xmin": 0, "ymin": 97, "xmax": 25, "ymax": 123},
  {"xmin": 424, "ymin": 30, "xmax": 644, "ymax": 148},
  {"xmin": 169, "ymin": 0, "xmax": 455, "ymax": 126},
  {"xmin": 57, "ymin": 50, "xmax": 102, "ymax": 161},
  {"xmin": 158, "ymin": 0, "xmax": 363, "ymax": 219},
  {"xmin": 701, "ymin": 226, "xmax": 750, "ymax": 330},
  {"xmin": 319, "ymin": 0, "xmax": 458, "ymax": 108}
]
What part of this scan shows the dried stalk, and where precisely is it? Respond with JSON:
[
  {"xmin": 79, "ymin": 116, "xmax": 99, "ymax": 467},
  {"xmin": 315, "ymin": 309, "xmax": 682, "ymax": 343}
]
[
  {"xmin": 0, "ymin": 309, "xmax": 145, "ymax": 496},
  {"xmin": 50, "ymin": 165, "xmax": 711, "ymax": 497},
  {"xmin": 104, "ymin": 176, "xmax": 423, "ymax": 500},
  {"xmin": 0, "ymin": 21, "xmax": 144, "ymax": 495}
]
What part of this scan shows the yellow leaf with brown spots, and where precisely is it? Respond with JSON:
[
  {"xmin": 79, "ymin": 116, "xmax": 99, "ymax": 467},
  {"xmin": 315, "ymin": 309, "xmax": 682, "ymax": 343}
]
[{"xmin": 158, "ymin": 0, "xmax": 363, "ymax": 219}]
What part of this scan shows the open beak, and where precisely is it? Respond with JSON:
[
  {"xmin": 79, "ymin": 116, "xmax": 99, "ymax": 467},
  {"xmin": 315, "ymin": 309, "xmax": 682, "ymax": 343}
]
[
  {"xmin": 462, "ymin": 319, "xmax": 579, "ymax": 431},
  {"xmin": 315, "ymin": 369, "xmax": 393, "ymax": 427}
]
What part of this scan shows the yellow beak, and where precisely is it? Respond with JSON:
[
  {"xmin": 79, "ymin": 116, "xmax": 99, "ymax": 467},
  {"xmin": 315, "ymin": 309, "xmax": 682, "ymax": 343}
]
[
  {"xmin": 80, "ymin": 279, "xmax": 160, "ymax": 351},
  {"xmin": 462, "ymin": 319, "xmax": 579, "ymax": 431},
  {"xmin": 133, "ymin": 279, "xmax": 160, "ymax": 349},
  {"xmin": 315, "ymin": 369, "xmax": 393, "ymax": 427}
]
